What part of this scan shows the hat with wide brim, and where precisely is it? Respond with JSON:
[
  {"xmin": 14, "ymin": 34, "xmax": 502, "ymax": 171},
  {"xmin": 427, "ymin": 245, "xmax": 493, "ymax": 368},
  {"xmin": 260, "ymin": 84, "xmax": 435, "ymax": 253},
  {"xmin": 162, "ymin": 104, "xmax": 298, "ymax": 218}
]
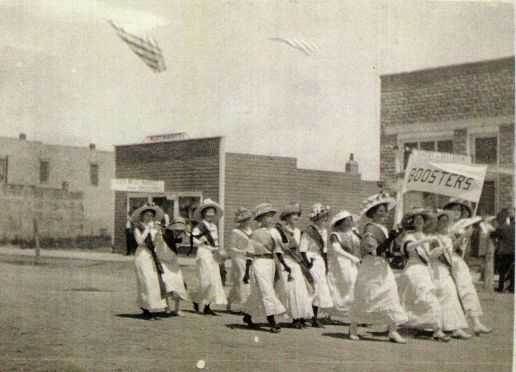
[
  {"xmin": 360, "ymin": 193, "xmax": 396, "ymax": 218},
  {"xmin": 279, "ymin": 203, "xmax": 302, "ymax": 221},
  {"xmin": 193, "ymin": 198, "xmax": 224, "ymax": 222},
  {"xmin": 168, "ymin": 216, "xmax": 187, "ymax": 231},
  {"xmin": 434, "ymin": 209, "xmax": 455, "ymax": 221},
  {"xmin": 235, "ymin": 207, "xmax": 253, "ymax": 223},
  {"xmin": 309, "ymin": 203, "xmax": 330, "ymax": 221},
  {"xmin": 254, "ymin": 203, "xmax": 277, "ymax": 220},
  {"xmin": 401, "ymin": 207, "xmax": 431, "ymax": 230},
  {"xmin": 330, "ymin": 210, "xmax": 353, "ymax": 228},
  {"xmin": 443, "ymin": 198, "xmax": 473, "ymax": 217},
  {"xmin": 131, "ymin": 204, "xmax": 165, "ymax": 224}
]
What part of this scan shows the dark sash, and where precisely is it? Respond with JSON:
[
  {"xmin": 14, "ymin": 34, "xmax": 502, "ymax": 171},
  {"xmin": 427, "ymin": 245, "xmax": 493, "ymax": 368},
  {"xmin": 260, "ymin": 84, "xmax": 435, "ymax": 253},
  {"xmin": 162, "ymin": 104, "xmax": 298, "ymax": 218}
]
[
  {"xmin": 304, "ymin": 225, "xmax": 325, "ymax": 255},
  {"xmin": 162, "ymin": 229, "xmax": 182, "ymax": 254},
  {"xmin": 275, "ymin": 224, "xmax": 314, "ymax": 286}
]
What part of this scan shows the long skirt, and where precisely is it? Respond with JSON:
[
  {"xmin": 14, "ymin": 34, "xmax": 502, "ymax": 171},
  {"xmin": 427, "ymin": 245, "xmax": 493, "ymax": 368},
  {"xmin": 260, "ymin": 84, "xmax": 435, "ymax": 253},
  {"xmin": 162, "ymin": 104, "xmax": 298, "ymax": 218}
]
[
  {"xmin": 451, "ymin": 253, "xmax": 483, "ymax": 318},
  {"xmin": 190, "ymin": 246, "xmax": 227, "ymax": 307},
  {"xmin": 431, "ymin": 260, "xmax": 469, "ymax": 331},
  {"xmin": 227, "ymin": 255, "xmax": 251, "ymax": 305},
  {"xmin": 306, "ymin": 252, "xmax": 334, "ymax": 309},
  {"xmin": 351, "ymin": 255, "xmax": 408, "ymax": 326},
  {"xmin": 135, "ymin": 246, "xmax": 178, "ymax": 311},
  {"xmin": 326, "ymin": 254, "xmax": 358, "ymax": 316},
  {"xmin": 156, "ymin": 244, "xmax": 189, "ymax": 301},
  {"xmin": 397, "ymin": 260, "xmax": 442, "ymax": 330},
  {"xmin": 243, "ymin": 258, "xmax": 286, "ymax": 319},
  {"xmin": 275, "ymin": 256, "xmax": 314, "ymax": 320}
]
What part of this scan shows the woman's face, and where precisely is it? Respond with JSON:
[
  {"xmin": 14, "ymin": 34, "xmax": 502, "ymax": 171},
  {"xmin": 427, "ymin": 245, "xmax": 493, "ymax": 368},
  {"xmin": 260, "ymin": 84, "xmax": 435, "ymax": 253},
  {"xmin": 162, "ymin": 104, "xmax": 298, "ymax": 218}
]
[
  {"xmin": 451, "ymin": 205, "xmax": 462, "ymax": 221},
  {"xmin": 316, "ymin": 214, "xmax": 328, "ymax": 228},
  {"xmin": 203, "ymin": 208, "xmax": 217, "ymax": 223},
  {"xmin": 338, "ymin": 217, "xmax": 353, "ymax": 230},
  {"xmin": 286, "ymin": 213, "xmax": 299, "ymax": 227},
  {"xmin": 239, "ymin": 218, "xmax": 252, "ymax": 229},
  {"xmin": 414, "ymin": 214, "xmax": 425, "ymax": 230},
  {"xmin": 437, "ymin": 215, "xmax": 449, "ymax": 232},
  {"xmin": 259, "ymin": 213, "xmax": 274, "ymax": 227},
  {"xmin": 142, "ymin": 211, "xmax": 154, "ymax": 224},
  {"xmin": 373, "ymin": 205, "xmax": 387, "ymax": 224}
]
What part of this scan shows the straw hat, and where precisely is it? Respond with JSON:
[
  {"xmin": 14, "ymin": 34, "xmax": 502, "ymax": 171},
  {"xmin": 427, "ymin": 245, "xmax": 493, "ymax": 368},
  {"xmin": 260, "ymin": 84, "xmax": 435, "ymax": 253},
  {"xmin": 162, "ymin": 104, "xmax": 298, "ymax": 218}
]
[
  {"xmin": 309, "ymin": 203, "xmax": 330, "ymax": 221},
  {"xmin": 254, "ymin": 203, "xmax": 277, "ymax": 220},
  {"xmin": 330, "ymin": 210, "xmax": 353, "ymax": 228},
  {"xmin": 235, "ymin": 207, "xmax": 253, "ymax": 223},
  {"xmin": 131, "ymin": 203, "xmax": 165, "ymax": 224},
  {"xmin": 193, "ymin": 198, "xmax": 224, "ymax": 221},
  {"xmin": 279, "ymin": 203, "xmax": 302, "ymax": 221},
  {"xmin": 360, "ymin": 192, "xmax": 396, "ymax": 218},
  {"xmin": 443, "ymin": 198, "xmax": 473, "ymax": 217},
  {"xmin": 169, "ymin": 216, "xmax": 187, "ymax": 231}
]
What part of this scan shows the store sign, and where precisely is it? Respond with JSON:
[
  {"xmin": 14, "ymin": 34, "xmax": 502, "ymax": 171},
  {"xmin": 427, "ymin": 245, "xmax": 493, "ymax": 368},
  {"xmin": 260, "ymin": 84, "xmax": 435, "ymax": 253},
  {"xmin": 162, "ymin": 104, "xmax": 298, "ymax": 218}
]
[{"xmin": 111, "ymin": 178, "xmax": 165, "ymax": 192}]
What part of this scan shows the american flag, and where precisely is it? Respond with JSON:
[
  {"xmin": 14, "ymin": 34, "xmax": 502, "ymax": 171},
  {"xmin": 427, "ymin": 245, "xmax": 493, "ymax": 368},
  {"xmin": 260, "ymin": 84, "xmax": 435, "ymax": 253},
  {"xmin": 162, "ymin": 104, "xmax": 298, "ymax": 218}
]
[
  {"xmin": 108, "ymin": 21, "xmax": 166, "ymax": 73},
  {"xmin": 269, "ymin": 37, "xmax": 319, "ymax": 56}
]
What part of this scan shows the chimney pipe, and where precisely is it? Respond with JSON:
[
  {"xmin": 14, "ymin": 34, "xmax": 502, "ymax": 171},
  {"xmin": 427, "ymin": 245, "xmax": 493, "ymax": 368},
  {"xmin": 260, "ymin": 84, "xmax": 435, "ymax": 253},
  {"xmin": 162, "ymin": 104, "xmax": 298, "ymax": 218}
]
[
  {"xmin": 89, "ymin": 143, "xmax": 96, "ymax": 150},
  {"xmin": 19, "ymin": 133, "xmax": 26, "ymax": 140}
]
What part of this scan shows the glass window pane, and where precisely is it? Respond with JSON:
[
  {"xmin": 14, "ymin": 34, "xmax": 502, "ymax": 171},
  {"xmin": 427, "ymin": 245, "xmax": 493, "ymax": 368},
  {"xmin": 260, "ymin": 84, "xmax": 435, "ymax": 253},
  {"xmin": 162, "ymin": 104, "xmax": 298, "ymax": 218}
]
[
  {"xmin": 0, "ymin": 157, "xmax": 7, "ymax": 183},
  {"xmin": 478, "ymin": 180, "xmax": 496, "ymax": 215},
  {"xmin": 475, "ymin": 137, "xmax": 497, "ymax": 164},
  {"xmin": 437, "ymin": 140, "xmax": 453, "ymax": 153},
  {"xmin": 40, "ymin": 161, "xmax": 49, "ymax": 183},
  {"xmin": 420, "ymin": 141, "xmax": 436, "ymax": 151},
  {"xmin": 403, "ymin": 142, "xmax": 418, "ymax": 168},
  {"xmin": 90, "ymin": 164, "xmax": 99, "ymax": 186}
]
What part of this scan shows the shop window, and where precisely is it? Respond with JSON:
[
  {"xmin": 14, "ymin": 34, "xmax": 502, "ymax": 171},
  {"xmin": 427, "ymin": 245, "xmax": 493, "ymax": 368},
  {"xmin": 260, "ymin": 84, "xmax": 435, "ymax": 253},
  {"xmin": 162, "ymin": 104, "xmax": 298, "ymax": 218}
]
[
  {"xmin": 39, "ymin": 160, "xmax": 49, "ymax": 184},
  {"xmin": 178, "ymin": 196, "xmax": 202, "ymax": 227},
  {"xmin": 475, "ymin": 137, "xmax": 497, "ymax": 164},
  {"xmin": 437, "ymin": 140, "xmax": 453, "ymax": 153},
  {"xmin": 402, "ymin": 139, "xmax": 453, "ymax": 168}
]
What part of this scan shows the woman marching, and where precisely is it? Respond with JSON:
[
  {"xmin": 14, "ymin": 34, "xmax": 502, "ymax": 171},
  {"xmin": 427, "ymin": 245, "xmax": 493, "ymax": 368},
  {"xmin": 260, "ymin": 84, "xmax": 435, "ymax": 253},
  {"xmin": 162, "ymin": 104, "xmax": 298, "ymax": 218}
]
[
  {"xmin": 431, "ymin": 209, "xmax": 472, "ymax": 339},
  {"xmin": 443, "ymin": 199, "xmax": 492, "ymax": 335},
  {"xmin": 132, "ymin": 203, "xmax": 181, "ymax": 319},
  {"xmin": 242, "ymin": 203, "xmax": 286, "ymax": 333},
  {"xmin": 299, "ymin": 204, "xmax": 334, "ymax": 328},
  {"xmin": 270, "ymin": 203, "xmax": 314, "ymax": 329},
  {"xmin": 349, "ymin": 193, "xmax": 408, "ymax": 343},
  {"xmin": 190, "ymin": 199, "xmax": 228, "ymax": 316},
  {"xmin": 326, "ymin": 210, "xmax": 361, "ymax": 318},
  {"xmin": 159, "ymin": 216, "xmax": 190, "ymax": 316},
  {"xmin": 226, "ymin": 207, "xmax": 253, "ymax": 313},
  {"xmin": 397, "ymin": 208, "xmax": 450, "ymax": 342}
]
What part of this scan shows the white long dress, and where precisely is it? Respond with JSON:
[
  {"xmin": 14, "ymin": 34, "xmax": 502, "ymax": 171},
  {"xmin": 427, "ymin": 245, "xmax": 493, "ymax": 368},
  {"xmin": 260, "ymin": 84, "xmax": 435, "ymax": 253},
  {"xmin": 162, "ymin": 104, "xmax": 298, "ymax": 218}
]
[
  {"xmin": 156, "ymin": 233, "xmax": 189, "ymax": 301},
  {"xmin": 243, "ymin": 228, "xmax": 286, "ymax": 319},
  {"xmin": 350, "ymin": 223, "xmax": 408, "ymax": 326},
  {"xmin": 271, "ymin": 226, "xmax": 314, "ymax": 320},
  {"xmin": 299, "ymin": 226, "xmax": 334, "ymax": 309},
  {"xmin": 397, "ymin": 232, "xmax": 442, "ymax": 330},
  {"xmin": 134, "ymin": 222, "xmax": 181, "ymax": 311},
  {"xmin": 431, "ymin": 234, "xmax": 469, "ymax": 332},
  {"xmin": 326, "ymin": 230, "xmax": 360, "ymax": 316},
  {"xmin": 449, "ymin": 227, "xmax": 483, "ymax": 318},
  {"xmin": 227, "ymin": 228, "xmax": 252, "ymax": 305},
  {"xmin": 189, "ymin": 221, "xmax": 227, "ymax": 307}
]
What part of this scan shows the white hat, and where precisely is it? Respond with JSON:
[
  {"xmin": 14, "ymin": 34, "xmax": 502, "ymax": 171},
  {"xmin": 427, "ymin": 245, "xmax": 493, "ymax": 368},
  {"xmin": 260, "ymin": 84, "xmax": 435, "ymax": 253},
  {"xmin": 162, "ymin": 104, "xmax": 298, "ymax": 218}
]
[
  {"xmin": 309, "ymin": 203, "xmax": 330, "ymax": 221},
  {"xmin": 360, "ymin": 192, "xmax": 396, "ymax": 218},
  {"xmin": 330, "ymin": 210, "xmax": 353, "ymax": 228},
  {"xmin": 131, "ymin": 203, "xmax": 165, "ymax": 224},
  {"xmin": 193, "ymin": 198, "xmax": 224, "ymax": 221}
]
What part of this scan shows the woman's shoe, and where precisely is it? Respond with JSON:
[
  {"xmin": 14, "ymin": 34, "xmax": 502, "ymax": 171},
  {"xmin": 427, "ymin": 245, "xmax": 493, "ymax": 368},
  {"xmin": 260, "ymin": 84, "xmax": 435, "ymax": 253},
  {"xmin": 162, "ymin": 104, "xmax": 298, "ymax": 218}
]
[
  {"xmin": 243, "ymin": 314, "xmax": 258, "ymax": 328},
  {"xmin": 293, "ymin": 320, "xmax": 304, "ymax": 329},
  {"xmin": 204, "ymin": 307, "xmax": 217, "ymax": 316},
  {"xmin": 432, "ymin": 330, "xmax": 451, "ymax": 342},
  {"xmin": 452, "ymin": 329, "xmax": 471, "ymax": 339},
  {"xmin": 172, "ymin": 310, "xmax": 185, "ymax": 317},
  {"xmin": 270, "ymin": 325, "xmax": 281, "ymax": 334},
  {"xmin": 312, "ymin": 318, "xmax": 324, "ymax": 328},
  {"xmin": 349, "ymin": 324, "xmax": 359, "ymax": 341},
  {"xmin": 388, "ymin": 330, "xmax": 407, "ymax": 344},
  {"xmin": 193, "ymin": 302, "xmax": 199, "ymax": 313},
  {"xmin": 473, "ymin": 325, "xmax": 492, "ymax": 336}
]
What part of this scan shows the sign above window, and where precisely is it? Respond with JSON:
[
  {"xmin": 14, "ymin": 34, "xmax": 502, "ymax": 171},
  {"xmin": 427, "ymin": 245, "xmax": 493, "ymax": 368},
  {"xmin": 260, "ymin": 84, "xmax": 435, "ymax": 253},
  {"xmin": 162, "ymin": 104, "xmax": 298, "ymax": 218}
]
[{"xmin": 111, "ymin": 178, "xmax": 165, "ymax": 192}]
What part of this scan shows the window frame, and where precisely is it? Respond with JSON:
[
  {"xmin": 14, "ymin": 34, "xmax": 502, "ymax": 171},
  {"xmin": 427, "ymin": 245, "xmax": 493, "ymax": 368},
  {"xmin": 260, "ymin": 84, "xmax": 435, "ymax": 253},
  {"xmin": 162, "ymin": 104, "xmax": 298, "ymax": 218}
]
[
  {"xmin": 397, "ymin": 133, "xmax": 454, "ymax": 170},
  {"xmin": 39, "ymin": 160, "xmax": 49, "ymax": 184},
  {"xmin": 90, "ymin": 163, "xmax": 99, "ymax": 186}
]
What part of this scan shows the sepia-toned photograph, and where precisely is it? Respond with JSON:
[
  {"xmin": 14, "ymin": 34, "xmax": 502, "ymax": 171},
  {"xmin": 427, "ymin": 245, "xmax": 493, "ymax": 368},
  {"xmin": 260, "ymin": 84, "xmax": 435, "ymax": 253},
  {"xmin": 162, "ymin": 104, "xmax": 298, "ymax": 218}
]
[{"xmin": 0, "ymin": 0, "xmax": 514, "ymax": 371}]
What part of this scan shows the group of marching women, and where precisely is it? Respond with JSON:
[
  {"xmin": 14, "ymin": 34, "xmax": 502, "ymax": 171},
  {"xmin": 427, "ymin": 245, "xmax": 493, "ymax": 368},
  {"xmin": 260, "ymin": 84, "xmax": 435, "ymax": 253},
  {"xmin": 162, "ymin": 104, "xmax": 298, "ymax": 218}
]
[{"xmin": 130, "ymin": 193, "xmax": 492, "ymax": 343}]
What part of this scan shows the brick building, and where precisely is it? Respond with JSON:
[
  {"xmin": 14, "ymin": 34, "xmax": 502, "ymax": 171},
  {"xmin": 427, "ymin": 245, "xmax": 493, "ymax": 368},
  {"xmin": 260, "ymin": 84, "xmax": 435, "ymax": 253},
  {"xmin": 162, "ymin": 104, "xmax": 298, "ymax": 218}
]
[
  {"xmin": 113, "ymin": 137, "xmax": 378, "ymax": 252},
  {"xmin": 380, "ymin": 57, "xmax": 515, "ymax": 215},
  {"xmin": 0, "ymin": 134, "xmax": 115, "ymax": 241}
]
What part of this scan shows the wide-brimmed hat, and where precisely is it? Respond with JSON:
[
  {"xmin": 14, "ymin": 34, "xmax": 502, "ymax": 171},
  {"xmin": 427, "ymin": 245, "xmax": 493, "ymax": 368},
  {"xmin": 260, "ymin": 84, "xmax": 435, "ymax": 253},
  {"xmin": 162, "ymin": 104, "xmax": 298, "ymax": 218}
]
[
  {"xmin": 309, "ymin": 203, "xmax": 330, "ymax": 221},
  {"xmin": 131, "ymin": 203, "xmax": 165, "ymax": 224},
  {"xmin": 434, "ymin": 209, "xmax": 455, "ymax": 222},
  {"xmin": 254, "ymin": 203, "xmax": 277, "ymax": 220},
  {"xmin": 235, "ymin": 207, "xmax": 253, "ymax": 223},
  {"xmin": 168, "ymin": 216, "xmax": 187, "ymax": 231},
  {"xmin": 443, "ymin": 198, "xmax": 473, "ymax": 217},
  {"xmin": 330, "ymin": 210, "xmax": 353, "ymax": 228},
  {"xmin": 401, "ymin": 207, "xmax": 431, "ymax": 230},
  {"xmin": 360, "ymin": 192, "xmax": 396, "ymax": 218},
  {"xmin": 193, "ymin": 198, "xmax": 224, "ymax": 221},
  {"xmin": 279, "ymin": 203, "xmax": 302, "ymax": 221}
]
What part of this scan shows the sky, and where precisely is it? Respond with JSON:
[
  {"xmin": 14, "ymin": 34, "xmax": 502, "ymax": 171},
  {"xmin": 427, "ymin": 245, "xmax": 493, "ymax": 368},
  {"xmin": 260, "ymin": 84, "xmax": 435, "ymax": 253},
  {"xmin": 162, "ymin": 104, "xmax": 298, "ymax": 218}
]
[{"xmin": 0, "ymin": 0, "xmax": 513, "ymax": 180}]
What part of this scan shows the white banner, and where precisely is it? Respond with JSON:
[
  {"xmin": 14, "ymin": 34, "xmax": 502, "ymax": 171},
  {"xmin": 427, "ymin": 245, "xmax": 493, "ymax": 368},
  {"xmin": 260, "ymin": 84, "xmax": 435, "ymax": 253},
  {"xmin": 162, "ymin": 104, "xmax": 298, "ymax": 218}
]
[
  {"xmin": 111, "ymin": 178, "xmax": 165, "ymax": 193},
  {"xmin": 402, "ymin": 150, "xmax": 487, "ymax": 203}
]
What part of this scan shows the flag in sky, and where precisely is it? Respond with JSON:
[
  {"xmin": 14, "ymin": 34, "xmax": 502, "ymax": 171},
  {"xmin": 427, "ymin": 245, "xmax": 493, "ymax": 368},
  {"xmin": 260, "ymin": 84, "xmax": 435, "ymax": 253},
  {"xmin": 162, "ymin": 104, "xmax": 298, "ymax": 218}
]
[
  {"xmin": 108, "ymin": 20, "xmax": 166, "ymax": 73},
  {"xmin": 269, "ymin": 37, "xmax": 319, "ymax": 56}
]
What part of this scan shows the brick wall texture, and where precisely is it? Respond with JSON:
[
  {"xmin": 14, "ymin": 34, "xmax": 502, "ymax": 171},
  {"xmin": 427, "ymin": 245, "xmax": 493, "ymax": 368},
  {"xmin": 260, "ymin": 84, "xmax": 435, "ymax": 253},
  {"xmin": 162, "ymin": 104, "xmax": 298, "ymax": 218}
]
[{"xmin": 380, "ymin": 57, "xmax": 515, "ymax": 213}]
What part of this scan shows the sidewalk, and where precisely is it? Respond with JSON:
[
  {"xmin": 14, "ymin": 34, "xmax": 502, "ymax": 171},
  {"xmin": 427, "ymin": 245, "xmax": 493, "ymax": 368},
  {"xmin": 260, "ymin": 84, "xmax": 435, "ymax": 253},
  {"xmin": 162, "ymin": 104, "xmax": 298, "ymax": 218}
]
[{"xmin": 0, "ymin": 246, "xmax": 197, "ymax": 266}]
